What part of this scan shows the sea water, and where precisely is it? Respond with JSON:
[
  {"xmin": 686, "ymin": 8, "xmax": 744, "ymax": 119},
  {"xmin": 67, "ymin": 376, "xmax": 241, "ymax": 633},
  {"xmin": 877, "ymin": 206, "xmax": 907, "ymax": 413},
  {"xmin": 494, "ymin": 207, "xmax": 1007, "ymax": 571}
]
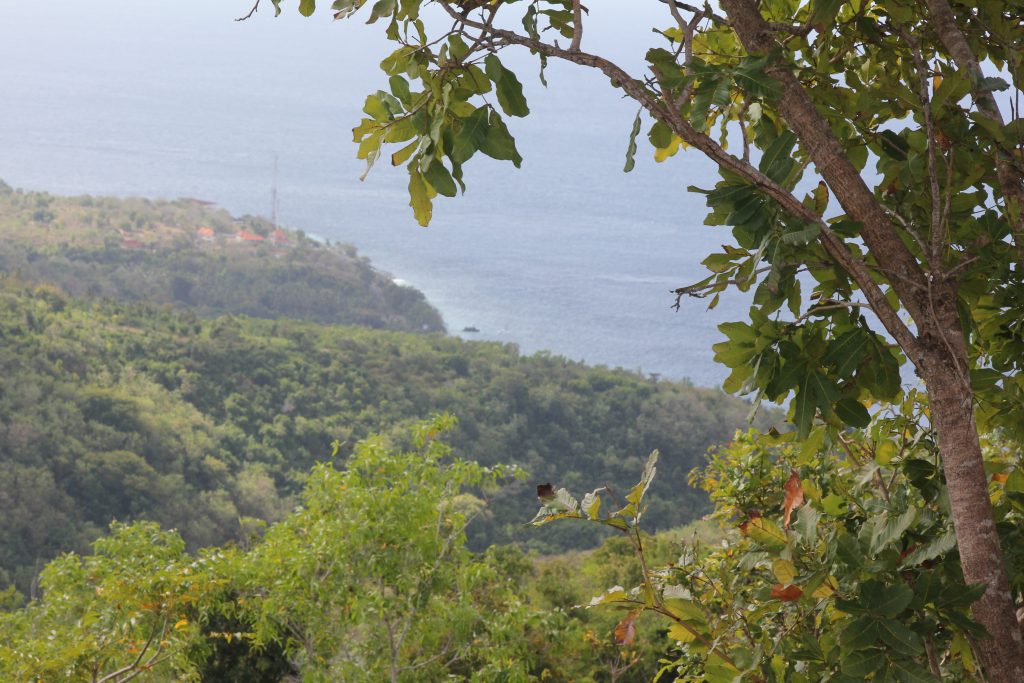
[{"xmin": 0, "ymin": 0, "xmax": 753, "ymax": 387}]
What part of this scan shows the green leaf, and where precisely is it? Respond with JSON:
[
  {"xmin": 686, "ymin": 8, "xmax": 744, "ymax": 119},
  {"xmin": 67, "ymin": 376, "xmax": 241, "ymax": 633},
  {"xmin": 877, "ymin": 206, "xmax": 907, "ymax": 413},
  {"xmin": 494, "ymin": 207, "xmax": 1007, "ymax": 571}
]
[
  {"xmin": 624, "ymin": 109, "xmax": 642, "ymax": 173},
  {"xmin": 299, "ymin": 0, "xmax": 316, "ymax": 16},
  {"xmin": 746, "ymin": 517, "xmax": 788, "ymax": 549},
  {"xmin": 877, "ymin": 130, "xmax": 909, "ymax": 160},
  {"xmin": 479, "ymin": 111, "xmax": 523, "ymax": 167},
  {"xmin": 931, "ymin": 70, "xmax": 970, "ymax": 110},
  {"xmin": 484, "ymin": 55, "xmax": 529, "ymax": 117},
  {"xmin": 822, "ymin": 329, "xmax": 870, "ymax": 377},
  {"xmin": 587, "ymin": 586, "xmax": 630, "ymax": 606},
  {"xmin": 366, "ymin": 0, "xmax": 395, "ymax": 23},
  {"xmin": 451, "ymin": 107, "xmax": 490, "ymax": 164},
  {"xmin": 733, "ymin": 56, "xmax": 782, "ymax": 99},
  {"xmin": 887, "ymin": 658, "xmax": 939, "ymax": 683},
  {"xmin": 649, "ymin": 120, "xmax": 673, "ymax": 149},
  {"xmin": 780, "ymin": 223, "xmax": 820, "ymax": 245},
  {"xmin": 423, "ymin": 160, "xmax": 457, "ymax": 198},
  {"xmin": 759, "ymin": 131, "xmax": 798, "ymax": 182},
  {"xmin": 390, "ymin": 140, "xmax": 418, "ymax": 167},
  {"xmin": 581, "ymin": 489, "xmax": 602, "ymax": 520},
  {"xmin": 796, "ymin": 504, "xmax": 819, "ymax": 542},
  {"xmin": 840, "ymin": 615, "xmax": 882, "ymax": 650},
  {"xmin": 822, "ymin": 493, "xmax": 848, "ymax": 517},
  {"xmin": 618, "ymin": 451, "xmax": 658, "ymax": 521},
  {"xmin": 388, "ymin": 75, "xmax": 411, "ymax": 105},
  {"xmin": 861, "ymin": 581, "xmax": 914, "ymax": 618},
  {"xmin": 834, "ymin": 397, "xmax": 870, "ymax": 428},
  {"xmin": 869, "ymin": 508, "xmax": 917, "ymax": 556},
  {"xmin": 977, "ymin": 76, "xmax": 1010, "ymax": 92},
  {"xmin": 840, "ymin": 648, "xmax": 884, "ymax": 676},
  {"xmin": 899, "ymin": 528, "xmax": 956, "ymax": 567},
  {"xmin": 809, "ymin": 0, "xmax": 843, "ymax": 28},
  {"xmin": 876, "ymin": 619, "xmax": 924, "ymax": 657},
  {"xmin": 793, "ymin": 380, "xmax": 816, "ymax": 439}
]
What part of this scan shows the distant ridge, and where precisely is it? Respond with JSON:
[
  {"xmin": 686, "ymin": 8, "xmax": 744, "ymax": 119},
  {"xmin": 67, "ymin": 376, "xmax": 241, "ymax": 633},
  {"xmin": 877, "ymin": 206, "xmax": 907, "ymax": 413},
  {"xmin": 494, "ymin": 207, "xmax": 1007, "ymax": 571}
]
[{"xmin": 0, "ymin": 179, "xmax": 445, "ymax": 333}]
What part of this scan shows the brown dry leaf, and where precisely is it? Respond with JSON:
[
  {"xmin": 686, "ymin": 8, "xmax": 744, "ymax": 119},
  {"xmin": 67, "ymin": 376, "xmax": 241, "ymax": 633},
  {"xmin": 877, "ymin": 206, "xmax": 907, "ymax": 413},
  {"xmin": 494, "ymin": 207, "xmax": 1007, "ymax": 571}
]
[
  {"xmin": 614, "ymin": 609, "xmax": 641, "ymax": 646},
  {"xmin": 770, "ymin": 584, "xmax": 803, "ymax": 601},
  {"xmin": 992, "ymin": 472, "xmax": 1009, "ymax": 484},
  {"xmin": 783, "ymin": 470, "xmax": 804, "ymax": 529}
]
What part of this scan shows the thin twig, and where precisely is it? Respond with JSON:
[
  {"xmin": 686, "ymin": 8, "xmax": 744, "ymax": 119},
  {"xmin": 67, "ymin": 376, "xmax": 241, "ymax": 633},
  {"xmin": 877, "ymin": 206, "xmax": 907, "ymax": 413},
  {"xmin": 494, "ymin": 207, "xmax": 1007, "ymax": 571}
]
[
  {"xmin": 903, "ymin": 31, "xmax": 942, "ymax": 269},
  {"xmin": 653, "ymin": 0, "xmax": 728, "ymax": 25},
  {"xmin": 236, "ymin": 0, "xmax": 261, "ymax": 21}
]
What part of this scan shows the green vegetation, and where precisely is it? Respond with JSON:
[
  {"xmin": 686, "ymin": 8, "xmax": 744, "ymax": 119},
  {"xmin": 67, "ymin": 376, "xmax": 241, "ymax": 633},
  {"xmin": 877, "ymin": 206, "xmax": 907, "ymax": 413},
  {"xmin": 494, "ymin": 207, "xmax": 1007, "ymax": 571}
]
[
  {"xmin": 266, "ymin": 0, "xmax": 1024, "ymax": 673},
  {"xmin": 0, "ymin": 180, "xmax": 443, "ymax": 333},
  {"xmin": 0, "ymin": 418, "xmax": 726, "ymax": 683},
  {"xmin": 530, "ymin": 423, "xmax": 1024, "ymax": 681},
  {"xmin": 9, "ymin": 413, "xmax": 1020, "ymax": 681},
  {"xmin": 0, "ymin": 280, "xmax": 764, "ymax": 592}
]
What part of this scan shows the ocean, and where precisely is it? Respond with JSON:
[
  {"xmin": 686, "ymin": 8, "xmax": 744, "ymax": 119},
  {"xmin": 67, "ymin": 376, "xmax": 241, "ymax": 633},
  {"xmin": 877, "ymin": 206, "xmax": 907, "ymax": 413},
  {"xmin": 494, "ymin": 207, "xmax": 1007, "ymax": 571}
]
[{"xmin": 0, "ymin": 0, "xmax": 753, "ymax": 387}]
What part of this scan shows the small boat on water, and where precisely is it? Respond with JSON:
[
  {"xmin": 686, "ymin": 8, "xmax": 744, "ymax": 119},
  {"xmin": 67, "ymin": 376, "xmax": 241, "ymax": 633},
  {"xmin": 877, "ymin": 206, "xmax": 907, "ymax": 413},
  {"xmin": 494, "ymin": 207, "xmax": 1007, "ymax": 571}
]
[{"xmin": 462, "ymin": 326, "xmax": 480, "ymax": 333}]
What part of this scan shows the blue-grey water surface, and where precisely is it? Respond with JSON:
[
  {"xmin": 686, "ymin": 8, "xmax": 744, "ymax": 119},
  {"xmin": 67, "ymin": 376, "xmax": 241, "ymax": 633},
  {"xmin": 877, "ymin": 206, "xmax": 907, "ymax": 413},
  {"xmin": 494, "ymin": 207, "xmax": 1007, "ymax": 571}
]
[{"xmin": 0, "ymin": 1, "xmax": 752, "ymax": 386}]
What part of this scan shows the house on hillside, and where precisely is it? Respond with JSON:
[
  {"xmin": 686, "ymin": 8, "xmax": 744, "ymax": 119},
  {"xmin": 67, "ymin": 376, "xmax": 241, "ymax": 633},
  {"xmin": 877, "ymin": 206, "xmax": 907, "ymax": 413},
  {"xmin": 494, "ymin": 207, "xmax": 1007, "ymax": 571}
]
[
  {"xmin": 270, "ymin": 229, "xmax": 292, "ymax": 247},
  {"xmin": 196, "ymin": 226, "xmax": 216, "ymax": 242},
  {"xmin": 235, "ymin": 230, "xmax": 265, "ymax": 244}
]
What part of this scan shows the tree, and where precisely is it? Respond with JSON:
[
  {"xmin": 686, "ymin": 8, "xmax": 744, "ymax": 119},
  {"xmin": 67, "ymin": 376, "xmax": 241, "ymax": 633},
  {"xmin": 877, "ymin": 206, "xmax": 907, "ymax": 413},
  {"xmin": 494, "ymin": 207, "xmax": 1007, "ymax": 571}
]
[
  {"xmin": 233, "ymin": 414, "xmax": 534, "ymax": 682},
  {"xmin": 0, "ymin": 418, "xmax": 550, "ymax": 682},
  {"xmin": 246, "ymin": 0, "xmax": 1024, "ymax": 679},
  {"xmin": 529, "ymin": 422, "xmax": 1024, "ymax": 681},
  {"xmin": 0, "ymin": 522, "xmax": 223, "ymax": 682}
]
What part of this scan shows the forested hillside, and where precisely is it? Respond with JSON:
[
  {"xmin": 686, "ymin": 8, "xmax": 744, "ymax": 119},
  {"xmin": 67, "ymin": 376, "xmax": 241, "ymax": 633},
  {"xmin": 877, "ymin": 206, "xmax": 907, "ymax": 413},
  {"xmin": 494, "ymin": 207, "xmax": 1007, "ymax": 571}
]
[
  {"xmin": 0, "ymin": 180, "xmax": 443, "ymax": 332},
  {"xmin": 0, "ymin": 282, "xmax": 766, "ymax": 591},
  {"xmin": 0, "ymin": 420, "xmax": 718, "ymax": 682}
]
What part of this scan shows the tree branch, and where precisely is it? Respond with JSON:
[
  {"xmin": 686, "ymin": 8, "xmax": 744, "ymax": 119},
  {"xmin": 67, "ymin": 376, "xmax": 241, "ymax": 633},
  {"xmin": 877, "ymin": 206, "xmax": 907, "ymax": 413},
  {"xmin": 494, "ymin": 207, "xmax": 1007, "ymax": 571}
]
[
  {"xmin": 720, "ymin": 0, "xmax": 930, "ymax": 366},
  {"xmin": 236, "ymin": 0, "xmax": 261, "ymax": 21},
  {"xmin": 922, "ymin": 0, "xmax": 1024, "ymax": 260},
  {"xmin": 440, "ymin": 0, "xmax": 925, "ymax": 370},
  {"xmin": 570, "ymin": 0, "xmax": 583, "ymax": 52},
  {"xmin": 653, "ymin": 0, "xmax": 728, "ymax": 26},
  {"xmin": 902, "ymin": 30, "xmax": 943, "ymax": 270}
]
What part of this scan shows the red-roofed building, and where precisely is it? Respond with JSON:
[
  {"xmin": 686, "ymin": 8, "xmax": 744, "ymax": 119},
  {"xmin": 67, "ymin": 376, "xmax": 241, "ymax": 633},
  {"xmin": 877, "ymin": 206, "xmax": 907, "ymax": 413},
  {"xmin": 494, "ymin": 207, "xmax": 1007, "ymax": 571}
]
[
  {"xmin": 270, "ymin": 229, "xmax": 291, "ymax": 246},
  {"xmin": 235, "ymin": 230, "xmax": 265, "ymax": 243},
  {"xmin": 197, "ymin": 226, "xmax": 216, "ymax": 241}
]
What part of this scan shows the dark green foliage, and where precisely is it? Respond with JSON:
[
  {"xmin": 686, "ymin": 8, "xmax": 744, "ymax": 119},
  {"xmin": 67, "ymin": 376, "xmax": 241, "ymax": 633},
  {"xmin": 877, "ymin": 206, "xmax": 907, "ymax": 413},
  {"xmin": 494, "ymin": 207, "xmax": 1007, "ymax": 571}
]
[{"xmin": 0, "ymin": 283, "xmax": 767, "ymax": 592}]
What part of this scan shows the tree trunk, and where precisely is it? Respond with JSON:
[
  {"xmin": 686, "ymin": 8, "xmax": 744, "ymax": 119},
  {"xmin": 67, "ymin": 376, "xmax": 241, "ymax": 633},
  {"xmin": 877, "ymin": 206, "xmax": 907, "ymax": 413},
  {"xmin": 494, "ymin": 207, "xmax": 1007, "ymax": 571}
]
[{"xmin": 919, "ymin": 293, "xmax": 1024, "ymax": 682}]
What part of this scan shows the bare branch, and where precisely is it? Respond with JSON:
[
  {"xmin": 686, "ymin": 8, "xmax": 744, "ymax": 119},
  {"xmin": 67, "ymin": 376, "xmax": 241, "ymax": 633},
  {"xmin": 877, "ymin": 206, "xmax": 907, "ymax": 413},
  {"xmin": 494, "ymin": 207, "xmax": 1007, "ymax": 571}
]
[
  {"xmin": 653, "ymin": 0, "xmax": 728, "ymax": 25},
  {"xmin": 236, "ymin": 0, "xmax": 261, "ymax": 21},
  {"xmin": 792, "ymin": 300, "xmax": 871, "ymax": 325},
  {"xmin": 95, "ymin": 618, "xmax": 168, "ymax": 683},
  {"xmin": 570, "ymin": 0, "xmax": 583, "ymax": 52},
  {"xmin": 903, "ymin": 31, "xmax": 943, "ymax": 269}
]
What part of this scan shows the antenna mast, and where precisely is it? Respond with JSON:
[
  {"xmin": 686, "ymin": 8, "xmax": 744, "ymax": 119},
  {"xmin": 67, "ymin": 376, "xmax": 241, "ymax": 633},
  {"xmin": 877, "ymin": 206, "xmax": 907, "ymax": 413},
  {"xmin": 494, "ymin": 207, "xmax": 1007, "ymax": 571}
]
[{"xmin": 271, "ymin": 153, "xmax": 279, "ymax": 231}]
